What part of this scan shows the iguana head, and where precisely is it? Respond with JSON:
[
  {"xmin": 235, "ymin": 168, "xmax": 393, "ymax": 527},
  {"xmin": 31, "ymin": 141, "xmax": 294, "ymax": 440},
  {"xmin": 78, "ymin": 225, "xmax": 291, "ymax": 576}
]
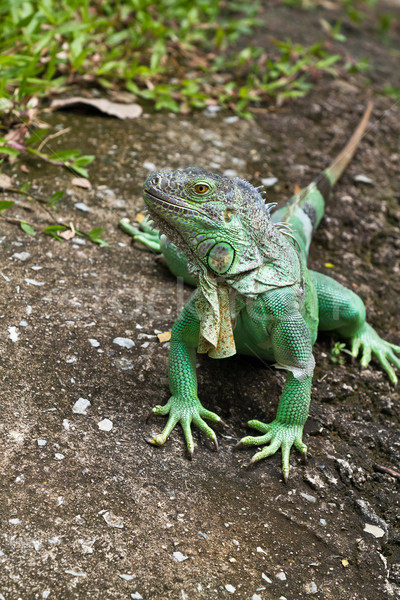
[{"xmin": 143, "ymin": 167, "xmax": 288, "ymax": 281}]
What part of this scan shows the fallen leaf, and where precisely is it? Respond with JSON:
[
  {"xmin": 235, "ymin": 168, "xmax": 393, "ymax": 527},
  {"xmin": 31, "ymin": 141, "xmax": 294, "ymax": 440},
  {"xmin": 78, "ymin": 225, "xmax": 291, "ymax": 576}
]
[
  {"xmin": 51, "ymin": 97, "xmax": 142, "ymax": 120},
  {"xmin": 157, "ymin": 331, "xmax": 171, "ymax": 343},
  {"xmin": 20, "ymin": 165, "xmax": 29, "ymax": 173},
  {"xmin": 72, "ymin": 177, "xmax": 92, "ymax": 189},
  {"xmin": 0, "ymin": 174, "xmax": 13, "ymax": 189},
  {"xmin": 294, "ymin": 185, "xmax": 302, "ymax": 195},
  {"xmin": 135, "ymin": 213, "xmax": 145, "ymax": 224},
  {"xmin": 59, "ymin": 222, "xmax": 76, "ymax": 240}
]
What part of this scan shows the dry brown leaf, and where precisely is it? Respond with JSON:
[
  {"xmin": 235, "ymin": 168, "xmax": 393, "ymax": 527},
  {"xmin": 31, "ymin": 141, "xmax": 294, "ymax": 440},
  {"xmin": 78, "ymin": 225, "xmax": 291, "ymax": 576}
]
[
  {"xmin": 51, "ymin": 97, "xmax": 142, "ymax": 120},
  {"xmin": 0, "ymin": 174, "xmax": 13, "ymax": 189},
  {"xmin": 59, "ymin": 223, "xmax": 76, "ymax": 240},
  {"xmin": 72, "ymin": 177, "xmax": 92, "ymax": 189},
  {"xmin": 157, "ymin": 331, "xmax": 171, "ymax": 343},
  {"xmin": 294, "ymin": 185, "xmax": 302, "ymax": 195},
  {"xmin": 135, "ymin": 213, "xmax": 145, "ymax": 224}
]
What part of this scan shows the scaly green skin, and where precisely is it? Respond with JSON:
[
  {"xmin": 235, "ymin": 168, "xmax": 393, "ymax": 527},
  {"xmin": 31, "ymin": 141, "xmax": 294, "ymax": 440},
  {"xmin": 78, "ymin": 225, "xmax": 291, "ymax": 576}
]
[{"xmin": 125, "ymin": 104, "xmax": 400, "ymax": 479}]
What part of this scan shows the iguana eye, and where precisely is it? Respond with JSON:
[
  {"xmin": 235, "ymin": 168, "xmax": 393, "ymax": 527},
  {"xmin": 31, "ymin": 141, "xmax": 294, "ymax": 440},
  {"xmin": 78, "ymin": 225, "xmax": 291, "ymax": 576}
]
[{"xmin": 194, "ymin": 183, "xmax": 210, "ymax": 194}]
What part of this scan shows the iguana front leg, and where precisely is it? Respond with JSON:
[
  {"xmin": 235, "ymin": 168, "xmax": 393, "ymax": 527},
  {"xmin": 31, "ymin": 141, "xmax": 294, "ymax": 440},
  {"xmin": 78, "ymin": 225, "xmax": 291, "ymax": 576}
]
[
  {"xmin": 237, "ymin": 302, "xmax": 315, "ymax": 480},
  {"xmin": 147, "ymin": 294, "xmax": 223, "ymax": 455}
]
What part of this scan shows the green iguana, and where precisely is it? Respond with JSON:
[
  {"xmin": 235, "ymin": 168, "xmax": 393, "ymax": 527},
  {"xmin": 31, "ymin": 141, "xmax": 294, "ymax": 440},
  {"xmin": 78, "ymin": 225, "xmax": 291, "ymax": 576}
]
[{"xmin": 122, "ymin": 103, "xmax": 400, "ymax": 480}]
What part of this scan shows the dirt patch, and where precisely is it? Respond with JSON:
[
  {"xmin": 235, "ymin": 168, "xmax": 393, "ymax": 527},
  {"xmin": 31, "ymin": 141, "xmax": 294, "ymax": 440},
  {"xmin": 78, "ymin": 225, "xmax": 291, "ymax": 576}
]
[{"xmin": 1, "ymin": 2, "xmax": 400, "ymax": 599}]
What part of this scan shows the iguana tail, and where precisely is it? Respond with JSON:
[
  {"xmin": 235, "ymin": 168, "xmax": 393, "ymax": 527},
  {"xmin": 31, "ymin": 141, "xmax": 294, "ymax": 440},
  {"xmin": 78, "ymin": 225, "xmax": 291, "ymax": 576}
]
[{"xmin": 272, "ymin": 103, "xmax": 373, "ymax": 257}]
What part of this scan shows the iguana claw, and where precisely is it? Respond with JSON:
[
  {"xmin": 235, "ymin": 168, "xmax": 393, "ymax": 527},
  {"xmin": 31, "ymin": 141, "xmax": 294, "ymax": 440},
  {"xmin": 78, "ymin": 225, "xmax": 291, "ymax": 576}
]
[
  {"xmin": 147, "ymin": 396, "xmax": 222, "ymax": 456},
  {"xmin": 238, "ymin": 419, "xmax": 307, "ymax": 480},
  {"xmin": 351, "ymin": 323, "xmax": 400, "ymax": 384}
]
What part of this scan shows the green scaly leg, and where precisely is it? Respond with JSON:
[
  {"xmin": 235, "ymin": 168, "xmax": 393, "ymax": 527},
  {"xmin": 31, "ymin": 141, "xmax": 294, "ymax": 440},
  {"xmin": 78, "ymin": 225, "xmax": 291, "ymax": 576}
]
[
  {"xmin": 147, "ymin": 294, "xmax": 224, "ymax": 456},
  {"xmin": 237, "ymin": 374, "xmax": 311, "ymax": 481}
]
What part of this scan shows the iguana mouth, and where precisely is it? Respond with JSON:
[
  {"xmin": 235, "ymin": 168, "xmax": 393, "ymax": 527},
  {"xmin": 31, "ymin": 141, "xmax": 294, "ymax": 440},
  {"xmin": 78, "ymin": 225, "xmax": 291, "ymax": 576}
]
[{"xmin": 143, "ymin": 188, "xmax": 212, "ymax": 221}]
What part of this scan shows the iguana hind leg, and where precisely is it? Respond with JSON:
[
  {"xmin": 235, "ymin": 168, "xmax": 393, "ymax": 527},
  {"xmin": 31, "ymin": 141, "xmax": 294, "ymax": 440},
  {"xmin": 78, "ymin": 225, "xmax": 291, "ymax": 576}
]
[{"xmin": 311, "ymin": 270, "xmax": 400, "ymax": 383}]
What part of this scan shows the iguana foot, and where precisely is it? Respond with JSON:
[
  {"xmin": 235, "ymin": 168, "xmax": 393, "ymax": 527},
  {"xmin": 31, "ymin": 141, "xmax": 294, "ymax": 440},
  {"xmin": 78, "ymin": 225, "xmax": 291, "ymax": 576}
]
[
  {"xmin": 237, "ymin": 419, "xmax": 307, "ymax": 480},
  {"xmin": 119, "ymin": 217, "xmax": 161, "ymax": 252},
  {"xmin": 350, "ymin": 323, "xmax": 400, "ymax": 384},
  {"xmin": 146, "ymin": 396, "xmax": 223, "ymax": 456}
]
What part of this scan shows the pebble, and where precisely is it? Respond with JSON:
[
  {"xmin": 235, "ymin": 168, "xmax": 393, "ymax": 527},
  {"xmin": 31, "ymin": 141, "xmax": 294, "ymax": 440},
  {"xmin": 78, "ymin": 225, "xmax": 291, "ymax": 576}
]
[
  {"xmin": 363, "ymin": 523, "xmax": 385, "ymax": 538},
  {"xmin": 223, "ymin": 169, "xmax": 237, "ymax": 177},
  {"xmin": 262, "ymin": 573, "xmax": 272, "ymax": 583},
  {"xmin": 12, "ymin": 251, "xmax": 30, "ymax": 261},
  {"xmin": 300, "ymin": 492, "xmax": 317, "ymax": 503},
  {"xmin": 54, "ymin": 453, "xmax": 65, "ymax": 460},
  {"xmin": 276, "ymin": 571, "xmax": 287, "ymax": 581},
  {"xmin": 143, "ymin": 161, "xmax": 156, "ymax": 170},
  {"xmin": 131, "ymin": 594, "xmax": 143, "ymax": 599},
  {"xmin": 65, "ymin": 569, "xmax": 87, "ymax": 577},
  {"xmin": 304, "ymin": 581, "xmax": 318, "ymax": 594},
  {"xmin": 8, "ymin": 326, "xmax": 19, "ymax": 342},
  {"xmin": 25, "ymin": 278, "xmax": 44, "ymax": 286},
  {"xmin": 225, "ymin": 584, "xmax": 236, "ymax": 593},
  {"xmin": 173, "ymin": 551, "xmax": 188, "ymax": 562},
  {"xmin": 261, "ymin": 176, "xmax": 278, "ymax": 187},
  {"xmin": 89, "ymin": 338, "xmax": 100, "ymax": 348},
  {"xmin": 354, "ymin": 174, "xmax": 374, "ymax": 184},
  {"xmin": 9, "ymin": 518, "xmax": 21, "ymax": 525},
  {"xmin": 98, "ymin": 419, "xmax": 113, "ymax": 432},
  {"xmin": 252, "ymin": 595, "xmax": 263, "ymax": 600},
  {"xmin": 74, "ymin": 202, "xmax": 90, "ymax": 212},
  {"xmin": 37, "ymin": 439, "xmax": 47, "ymax": 447},
  {"xmin": 118, "ymin": 574, "xmax": 136, "ymax": 581},
  {"xmin": 19, "ymin": 320, "xmax": 28, "ymax": 327},
  {"xmin": 103, "ymin": 511, "xmax": 124, "ymax": 529},
  {"xmin": 62, "ymin": 419, "xmax": 70, "ymax": 430},
  {"xmin": 224, "ymin": 116, "xmax": 239, "ymax": 124},
  {"xmin": 72, "ymin": 398, "xmax": 91, "ymax": 414},
  {"xmin": 113, "ymin": 337, "xmax": 135, "ymax": 349}
]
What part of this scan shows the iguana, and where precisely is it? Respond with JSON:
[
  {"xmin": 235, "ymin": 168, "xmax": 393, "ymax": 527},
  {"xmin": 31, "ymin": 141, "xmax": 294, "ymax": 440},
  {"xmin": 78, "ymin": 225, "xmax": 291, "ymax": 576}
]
[{"xmin": 122, "ymin": 103, "xmax": 400, "ymax": 480}]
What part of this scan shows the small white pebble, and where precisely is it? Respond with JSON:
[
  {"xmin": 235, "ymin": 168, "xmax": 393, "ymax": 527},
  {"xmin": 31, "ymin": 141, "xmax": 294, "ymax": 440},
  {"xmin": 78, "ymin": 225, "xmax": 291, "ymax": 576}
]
[
  {"xmin": 354, "ymin": 174, "xmax": 373, "ymax": 184},
  {"xmin": 118, "ymin": 574, "xmax": 136, "ymax": 581},
  {"xmin": 98, "ymin": 419, "xmax": 113, "ymax": 432},
  {"xmin": 8, "ymin": 326, "xmax": 19, "ymax": 342},
  {"xmin": 261, "ymin": 176, "xmax": 278, "ymax": 187},
  {"xmin": 172, "ymin": 551, "xmax": 188, "ymax": 562},
  {"xmin": 65, "ymin": 569, "xmax": 87, "ymax": 577},
  {"xmin": 103, "ymin": 511, "xmax": 124, "ymax": 528},
  {"xmin": 72, "ymin": 398, "xmax": 91, "ymax": 414},
  {"xmin": 276, "ymin": 571, "xmax": 287, "ymax": 581},
  {"xmin": 143, "ymin": 161, "xmax": 156, "ymax": 170},
  {"xmin": 9, "ymin": 518, "xmax": 21, "ymax": 525},
  {"xmin": 54, "ymin": 453, "xmax": 65, "ymax": 460},
  {"xmin": 37, "ymin": 439, "xmax": 47, "ymax": 447},
  {"xmin": 89, "ymin": 338, "xmax": 100, "ymax": 348},
  {"xmin": 19, "ymin": 320, "xmax": 28, "ymax": 327},
  {"xmin": 304, "ymin": 581, "xmax": 318, "ymax": 594},
  {"xmin": 262, "ymin": 573, "xmax": 272, "ymax": 583},
  {"xmin": 363, "ymin": 523, "xmax": 385, "ymax": 538},
  {"xmin": 131, "ymin": 593, "xmax": 143, "ymax": 600},
  {"xmin": 225, "ymin": 584, "xmax": 236, "ymax": 593},
  {"xmin": 113, "ymin": 337, "xmax": 135, "ymax": 349},
  {"xmin": 252, "ymin": 595, "xmax": 263, "ymax": 600},
  {"xmin": 24, "ymin": 278, "xmax": 44, "ymax": 286},
  {"xmin": 62, "ymin": 419, "xmax": 70, "ymax": 430},
  {"xmin": 300, "ymin": 492, "xmax": 316, "ymax": 503},
  {"xmin": 12, "ymin": 251, "xmax": 30, "ymax": 261},
  {"xmin": 74, "ymin": 202, "xmax": 90, "ymax": 212}
]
